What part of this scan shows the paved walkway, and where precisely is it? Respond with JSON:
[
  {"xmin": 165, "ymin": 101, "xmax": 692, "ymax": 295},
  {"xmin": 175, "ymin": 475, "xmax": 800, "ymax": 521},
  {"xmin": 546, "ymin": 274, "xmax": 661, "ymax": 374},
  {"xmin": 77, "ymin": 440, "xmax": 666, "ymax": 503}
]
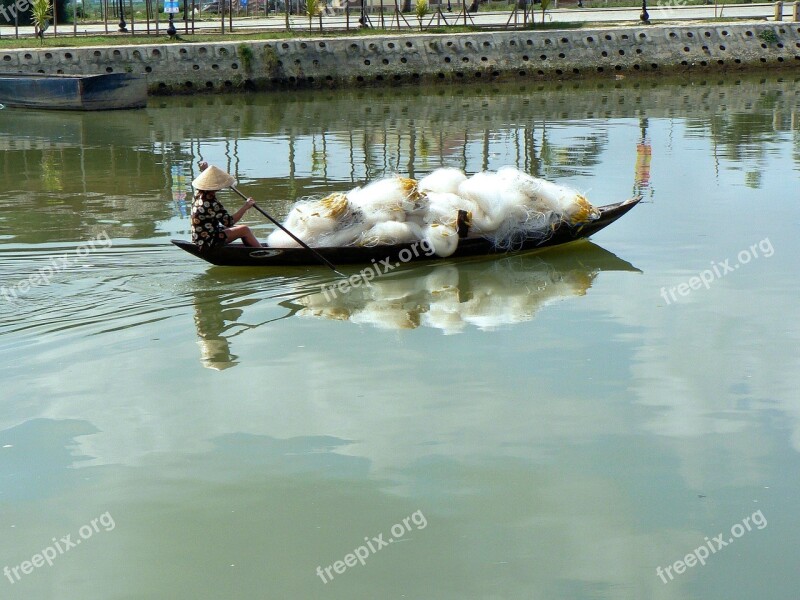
[{"xmin": 1, "ymin": 2, "xmax": 795, "ymax": 38}]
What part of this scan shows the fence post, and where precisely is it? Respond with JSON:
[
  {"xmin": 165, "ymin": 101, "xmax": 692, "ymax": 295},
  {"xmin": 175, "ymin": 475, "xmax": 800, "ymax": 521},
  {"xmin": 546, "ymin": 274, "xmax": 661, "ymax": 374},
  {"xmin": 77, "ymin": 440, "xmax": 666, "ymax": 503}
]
[
  {"xmin": 774, "ymin": 0, "xmax": 782, "ymax": 20},
  {"xmin": 793, "ymin": 0, "xmax": 799, "ymax": 20}
]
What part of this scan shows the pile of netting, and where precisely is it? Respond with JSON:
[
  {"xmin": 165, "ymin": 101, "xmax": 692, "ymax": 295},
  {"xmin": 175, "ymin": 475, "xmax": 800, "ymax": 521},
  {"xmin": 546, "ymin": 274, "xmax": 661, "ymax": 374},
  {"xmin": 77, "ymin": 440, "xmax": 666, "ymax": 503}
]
[{"xmin": 266, "ymin": 167, "xmax": 599, "ymax": 257}]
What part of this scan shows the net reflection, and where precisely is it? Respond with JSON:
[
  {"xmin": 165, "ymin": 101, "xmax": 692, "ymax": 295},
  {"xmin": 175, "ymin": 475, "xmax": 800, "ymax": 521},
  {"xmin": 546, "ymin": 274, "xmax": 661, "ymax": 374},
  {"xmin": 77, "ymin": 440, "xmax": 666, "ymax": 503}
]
[
  {"xmin": 295, "ymin": 243, "xmax": 639, "ymax": 333},
  {"xmin": 190, "ymin": 244, "xmax": 638, "ymax": 367}
]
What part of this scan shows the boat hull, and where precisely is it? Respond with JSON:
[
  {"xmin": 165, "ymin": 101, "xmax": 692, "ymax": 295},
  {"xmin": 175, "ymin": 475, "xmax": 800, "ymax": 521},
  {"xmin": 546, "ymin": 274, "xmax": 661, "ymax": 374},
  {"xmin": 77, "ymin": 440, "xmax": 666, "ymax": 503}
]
[
  {"xmin": 0, "ymin": 73, "xmax": 147, "ymax": 110},
  {"xmin": 172, "ymin": 197, "xmax": 641, "ymax": 267}
]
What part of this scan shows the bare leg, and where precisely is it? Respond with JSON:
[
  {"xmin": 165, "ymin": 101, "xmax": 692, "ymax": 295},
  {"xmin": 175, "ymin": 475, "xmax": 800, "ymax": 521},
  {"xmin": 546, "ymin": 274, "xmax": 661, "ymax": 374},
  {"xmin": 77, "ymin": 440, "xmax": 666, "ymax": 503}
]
[{"xmin": 224, "ymin": 225, "xmax": 260, "ymax": 247}]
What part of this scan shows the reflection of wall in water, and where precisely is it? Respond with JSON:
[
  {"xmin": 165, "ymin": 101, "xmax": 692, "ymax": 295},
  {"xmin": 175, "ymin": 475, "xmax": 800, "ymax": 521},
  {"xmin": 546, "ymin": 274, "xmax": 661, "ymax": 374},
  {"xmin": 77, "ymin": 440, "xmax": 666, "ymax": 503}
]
[{"xmin": 1, "ymin": 75, "xmax": 796, "ymax": 242}]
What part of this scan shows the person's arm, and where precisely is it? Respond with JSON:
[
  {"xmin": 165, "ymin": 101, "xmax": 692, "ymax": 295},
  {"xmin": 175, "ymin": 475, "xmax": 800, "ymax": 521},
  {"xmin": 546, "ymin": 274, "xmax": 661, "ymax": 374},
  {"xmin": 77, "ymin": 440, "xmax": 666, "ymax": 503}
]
[{"xmin": 230, "ymin": 198, "xmax": 256, "ymax": 224}]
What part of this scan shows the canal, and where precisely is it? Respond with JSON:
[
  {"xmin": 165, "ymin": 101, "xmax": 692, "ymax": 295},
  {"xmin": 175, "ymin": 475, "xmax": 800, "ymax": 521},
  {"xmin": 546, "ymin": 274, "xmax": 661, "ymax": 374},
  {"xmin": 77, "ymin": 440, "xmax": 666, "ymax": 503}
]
[{"xmin": 1, "ymin": 72, "xmax": 799, "ymax": 599}]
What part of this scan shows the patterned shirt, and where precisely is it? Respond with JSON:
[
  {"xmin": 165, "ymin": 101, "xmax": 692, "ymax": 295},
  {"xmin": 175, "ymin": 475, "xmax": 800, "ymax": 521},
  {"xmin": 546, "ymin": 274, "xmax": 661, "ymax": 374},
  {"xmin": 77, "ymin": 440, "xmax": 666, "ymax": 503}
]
[{"xmin": 191, "ymin": 193, "xmax": 234, "ymax": 250}]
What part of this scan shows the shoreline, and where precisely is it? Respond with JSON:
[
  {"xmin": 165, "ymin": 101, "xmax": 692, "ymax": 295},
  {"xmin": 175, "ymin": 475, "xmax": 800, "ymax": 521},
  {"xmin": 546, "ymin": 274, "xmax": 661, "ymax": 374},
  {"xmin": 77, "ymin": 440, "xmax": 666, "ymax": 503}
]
[{"xmin": 0, "ymin": 21, "xmax": 798, "ymax": 95}]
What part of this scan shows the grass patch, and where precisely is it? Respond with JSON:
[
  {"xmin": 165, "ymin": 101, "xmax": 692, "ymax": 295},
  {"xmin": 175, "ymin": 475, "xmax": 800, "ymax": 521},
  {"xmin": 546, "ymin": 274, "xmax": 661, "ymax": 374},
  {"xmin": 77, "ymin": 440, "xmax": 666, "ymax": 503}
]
[
  {"xmin": 758, "ymin": 29, "xmax": 779, "ymax": 44},
  {"xmin": 0, "ymin": 23, "xmax": 594, "ymax": 49},
  {"xmin": 567, "ymin": 0, "xmax": 758, "ymax": 7}
]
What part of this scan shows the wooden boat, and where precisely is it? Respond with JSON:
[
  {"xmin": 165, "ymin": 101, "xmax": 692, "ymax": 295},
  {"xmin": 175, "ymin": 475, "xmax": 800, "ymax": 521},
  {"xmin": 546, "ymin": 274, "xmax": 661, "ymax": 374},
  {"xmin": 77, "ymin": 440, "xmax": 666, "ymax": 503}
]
[
  {"xmin": 0, "ymin": 73, "xmax": 146, "ymax": 110},
  {"xmin": 172, "ymin": 197, "xmax": 641, "ymax": 267}
]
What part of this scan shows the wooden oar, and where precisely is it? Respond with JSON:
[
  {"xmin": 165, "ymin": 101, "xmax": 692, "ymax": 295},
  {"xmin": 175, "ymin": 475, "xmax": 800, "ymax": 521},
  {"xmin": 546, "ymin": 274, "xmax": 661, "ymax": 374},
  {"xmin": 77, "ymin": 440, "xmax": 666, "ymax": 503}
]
[{"xmin": 229, "ymin": 186, "xmax": 345, "ymax": 277}]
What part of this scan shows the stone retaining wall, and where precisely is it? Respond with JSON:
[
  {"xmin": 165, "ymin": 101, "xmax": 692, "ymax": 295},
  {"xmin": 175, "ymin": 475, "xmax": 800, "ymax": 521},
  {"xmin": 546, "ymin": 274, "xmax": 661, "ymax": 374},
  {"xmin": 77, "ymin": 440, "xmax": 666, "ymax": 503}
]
[{"xmin": 1, "ymin": 22, "xmax": 799, "ymax": 94}]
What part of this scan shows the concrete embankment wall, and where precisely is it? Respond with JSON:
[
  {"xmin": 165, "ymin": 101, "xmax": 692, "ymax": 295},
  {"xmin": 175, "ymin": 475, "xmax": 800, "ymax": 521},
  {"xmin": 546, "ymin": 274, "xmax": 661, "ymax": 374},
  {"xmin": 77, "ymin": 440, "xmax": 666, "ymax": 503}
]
[{"xmin": 1, "ymin": 22, "xmax": 799, "ymax": 94}]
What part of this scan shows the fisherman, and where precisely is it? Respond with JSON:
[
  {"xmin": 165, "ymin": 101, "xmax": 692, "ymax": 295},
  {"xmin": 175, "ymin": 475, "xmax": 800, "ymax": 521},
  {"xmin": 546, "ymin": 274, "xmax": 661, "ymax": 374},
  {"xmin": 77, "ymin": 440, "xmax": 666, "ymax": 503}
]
[{"xmin": 191, "ymin": 163, "xmax": 260, "ymax": 250}]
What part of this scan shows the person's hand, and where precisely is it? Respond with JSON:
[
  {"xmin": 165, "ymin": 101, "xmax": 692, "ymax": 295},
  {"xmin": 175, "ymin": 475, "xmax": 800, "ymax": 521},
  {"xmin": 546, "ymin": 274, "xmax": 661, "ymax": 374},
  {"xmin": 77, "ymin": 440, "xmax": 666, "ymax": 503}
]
[
  {"xmin": 198, "ymin": 161, "xmax": 209, "ymax": 172},
  {"xmin": 245, "ymin": 198, "xmax": 256, "ymax": 210}
]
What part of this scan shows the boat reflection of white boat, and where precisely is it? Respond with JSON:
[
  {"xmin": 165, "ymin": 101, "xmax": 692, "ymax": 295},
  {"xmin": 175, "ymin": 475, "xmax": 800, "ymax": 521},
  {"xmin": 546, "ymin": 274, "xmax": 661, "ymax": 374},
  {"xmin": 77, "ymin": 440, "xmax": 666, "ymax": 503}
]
[{"xmin": 294, "ymin": 242, "xmax": 640, "ymax": 334}]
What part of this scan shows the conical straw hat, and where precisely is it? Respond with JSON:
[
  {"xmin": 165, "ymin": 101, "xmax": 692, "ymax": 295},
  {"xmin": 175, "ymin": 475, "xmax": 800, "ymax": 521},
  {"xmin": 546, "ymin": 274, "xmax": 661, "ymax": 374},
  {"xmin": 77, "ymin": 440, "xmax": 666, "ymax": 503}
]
[{"xmin": 192, "ymin": 165, "xmax": 236, "ymax": 191}]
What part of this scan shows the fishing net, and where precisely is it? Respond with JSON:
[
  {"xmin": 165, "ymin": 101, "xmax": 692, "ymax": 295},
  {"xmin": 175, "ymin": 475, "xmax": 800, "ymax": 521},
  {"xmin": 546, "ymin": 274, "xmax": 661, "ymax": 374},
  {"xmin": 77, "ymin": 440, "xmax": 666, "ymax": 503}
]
[{"xmin": 266, "ymin": 168, "xmax": 599, "ymax": 257}]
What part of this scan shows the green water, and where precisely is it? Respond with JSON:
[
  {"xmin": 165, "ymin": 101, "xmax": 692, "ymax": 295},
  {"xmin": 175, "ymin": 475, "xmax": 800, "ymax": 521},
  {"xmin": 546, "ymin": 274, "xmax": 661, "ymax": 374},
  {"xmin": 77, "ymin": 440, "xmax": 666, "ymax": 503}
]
[{"xmin": 1, "ymin": 73, "xmax": 799, "ymax": 599}]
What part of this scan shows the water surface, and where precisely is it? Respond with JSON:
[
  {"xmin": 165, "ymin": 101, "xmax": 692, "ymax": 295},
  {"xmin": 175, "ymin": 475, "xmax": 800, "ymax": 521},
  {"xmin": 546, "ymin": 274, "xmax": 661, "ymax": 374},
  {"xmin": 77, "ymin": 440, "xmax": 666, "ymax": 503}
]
[{"xmin": 1, "ymin": 73, "xmax": 799, "ymax": 599}]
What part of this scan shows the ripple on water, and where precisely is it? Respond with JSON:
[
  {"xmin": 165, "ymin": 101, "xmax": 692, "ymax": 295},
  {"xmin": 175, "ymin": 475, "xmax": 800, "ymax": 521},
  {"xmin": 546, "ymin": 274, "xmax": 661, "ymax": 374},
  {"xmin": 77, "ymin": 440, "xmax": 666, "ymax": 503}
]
[{"xmin": 0, "ymin": 241, "xmax": 333, "ymax": 350}]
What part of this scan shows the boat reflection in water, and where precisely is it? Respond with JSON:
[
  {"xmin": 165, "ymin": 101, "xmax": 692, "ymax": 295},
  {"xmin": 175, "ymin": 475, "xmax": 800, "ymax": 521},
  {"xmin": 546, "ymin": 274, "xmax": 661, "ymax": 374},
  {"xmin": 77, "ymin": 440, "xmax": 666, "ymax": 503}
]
[
  {"xmin": 191, "ymin": 242, "xmax": 638, "ymax": 368},
  {"xmin": 296, "ymin": 241, "xmax": 640, "ymax": 334}
]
